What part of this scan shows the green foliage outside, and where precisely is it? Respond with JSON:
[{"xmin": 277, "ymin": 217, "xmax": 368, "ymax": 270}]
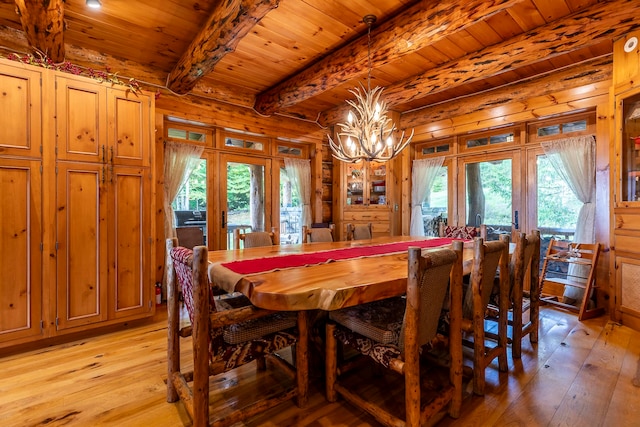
[{"xmin": 227, "ymin": 163, "xmax": 250, "ymax": 211}]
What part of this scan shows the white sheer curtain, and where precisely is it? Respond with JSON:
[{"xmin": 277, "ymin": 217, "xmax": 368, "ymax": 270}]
[
  {"xmin": 541, "ymin": 134, "xmax": 596, "ymax": 301},
  {"xmin": 410, "ymin": 157, "xmax": 445, "ymax": 236},
  {"xmin": 163, "ymin": 141, "xmax": 204, "ymax": 240},
  {"xmin": 284, "ymin": 158, "xmax": 312, "ymax": 229}
]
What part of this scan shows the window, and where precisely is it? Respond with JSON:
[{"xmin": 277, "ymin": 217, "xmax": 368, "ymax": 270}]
[
  {"xmin": 225, "ymin": 137, "xmax": 263, "ymax": 151},
  {"xmin": 165, "ymin": 124, "xmax": 211, "ymax": 146},
  {"xmin": 460, "ymin": 126, "xmax": 520, "ymax": 152},
  {"xmin": 529, "ymin": 112, "xmax": 593, "ymax": 142},
  {"xmin": 421, "ymin": 166, "xmax": 448, "ymax": 237},
  {"xmin": 415, "ymin": 139, "xmax": 452, "ymax": 159},
  {"xmin": 465, "ymin": 131, "xmax": 514, "ymax": 148}
]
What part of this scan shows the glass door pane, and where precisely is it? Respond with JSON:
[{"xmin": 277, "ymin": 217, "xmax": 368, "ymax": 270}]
[
  {"xmin": 220, "ymin": 155, "xmax": 267, "ymax": 249},
  {"xmin": 536, "ymin": 153, "xmax": 581, "ymax": 241},
  {"xmin": 280, "ymin": 166, "xmax": 302, "ymax": 244},
  {"xmin": 462, "ymin": 156, "xmax": 515, "ymax": 240},
  {"xmin": 422, "ymin": 165, "xmax": 448, "ymax": 237},
  {"xmin": 172, "ymin": 158, "xmax": 207, "ymax": 248}
]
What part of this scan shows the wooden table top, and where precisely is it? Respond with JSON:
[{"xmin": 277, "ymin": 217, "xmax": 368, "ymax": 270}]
[{"xmin": 208, "ymin": 236, "xmax": 474, "ymax": 312}]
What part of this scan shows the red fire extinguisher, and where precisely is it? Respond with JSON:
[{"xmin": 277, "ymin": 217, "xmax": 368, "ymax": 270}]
[{"xmin": 155, "ymin": 283, "xmax": 162, "ymax": 305}]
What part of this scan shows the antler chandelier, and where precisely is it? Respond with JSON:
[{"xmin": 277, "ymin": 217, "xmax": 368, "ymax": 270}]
[{"xmin": 328, "ymin": 14, "xmax": 413, "ymax": 163}]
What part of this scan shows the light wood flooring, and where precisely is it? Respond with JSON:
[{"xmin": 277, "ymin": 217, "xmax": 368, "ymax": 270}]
[{"xmin": 2, "ymin": 306, "xmax": 640, "ymax": 426}]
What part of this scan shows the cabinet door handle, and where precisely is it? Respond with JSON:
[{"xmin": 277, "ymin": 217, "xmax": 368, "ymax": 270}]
[
  {"xmin": 221, "ymin": 211, "xmax": 226, "ymax": 228},
  {"xmin": 101, "ymin": 145, "xmax": 106, "ymax": 163},
  {"xmin": 102, "ymin": 165, "xmax": 106, "ymax": 184},
  {"xmin": 109, "ymin": 147, "xmax": 114, "ymax": 164}
]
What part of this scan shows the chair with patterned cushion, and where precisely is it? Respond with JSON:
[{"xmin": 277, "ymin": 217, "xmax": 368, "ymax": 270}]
[
  {"xmin": 233, "ymin": 226, "xmax": 278, "ymax": 249},
  {"xmin": 346, "ymin": 222, "xmax": 373, "ymax": 241},
  {"xmin": 461, "ymin": 237, "xmax": 509, "ymax": 395},
  {"xmin": 439, "ymin": 223, "xmax": 487, "ymax": 240},
  {"xmin": 486, "ymin": 230, "xmax": 541, "ymax": 358},
  {"xmin": 166, "ymin": 238, "xmax": 305, "ymax": 427},
  {"xmin": 302, "ymin": 224, "xmax": 335, "ymax": 243},
  {"xmin": 325, "ymin": 241, "xmax": 464, "ymax": 427}
]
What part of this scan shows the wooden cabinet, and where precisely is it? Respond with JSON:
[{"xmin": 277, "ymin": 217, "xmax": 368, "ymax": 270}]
[
  {"xmin": 333, "ymin": 160, "xmax": 397, "ymax": 240},
  {"xmin": 612, "ymin": 30, "xmax": 640, "ymax": 330},
  {"xmin": 0, "ymin": 58, "xmax": 154, "ymax": 347},
  {"xmin": 56, "ymin": 76, "xmax": 153, "ymax": 330},
  {"xmin": 0, "ymin": 61, "xmax": 44, "ymax": 343},
  {"xmin": 0, "ymin": 158, "xmax": 43, "ymax": 342}
]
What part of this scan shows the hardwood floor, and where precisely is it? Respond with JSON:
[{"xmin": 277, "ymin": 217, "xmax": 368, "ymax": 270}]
[{"xmin": 2, "ymin": 306, "xmax": 640, "ymax": 426}]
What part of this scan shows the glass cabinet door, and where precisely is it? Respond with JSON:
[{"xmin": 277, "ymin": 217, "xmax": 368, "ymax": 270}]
[
  {"xmin": 346, "ymin": 164, "xmax": 364, "ymax": 205},
  {"xmin": 620, "ymin": 90, "xmax": 640, "ymax": 202},
  {"xmin": 368, "ymin": 161, "xmax": 387, "ymax": 205}
]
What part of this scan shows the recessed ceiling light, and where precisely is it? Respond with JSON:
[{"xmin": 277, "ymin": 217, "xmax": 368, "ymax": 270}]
[{"xmin": 86, "ymin": 0, "xmax": 102, "ymax": 9}]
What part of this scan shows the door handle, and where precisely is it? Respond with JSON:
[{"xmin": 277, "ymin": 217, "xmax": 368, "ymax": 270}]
[
  {"xmin": 221, "ymin": 211, "xmax": 226, "ymax": 228},
  {"xmin": 513, "ymin": 210, "xmax": 519, "ymax": 230}
]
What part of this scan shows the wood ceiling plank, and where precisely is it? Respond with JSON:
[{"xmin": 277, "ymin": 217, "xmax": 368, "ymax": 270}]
[
  {"xmin": 484, "ymin": 10, "xmax": 525, "ymax": 39},
  {"xmin": 531, "ymin": 0, "xmax": 571, "ymax": 21},
  {"xmin": 464, "ymin": 21, "xmax": 503, "ymax": 46},
  {"xmin": 506, "ymin": 0, "xmax": 547, "ymax": 31}
]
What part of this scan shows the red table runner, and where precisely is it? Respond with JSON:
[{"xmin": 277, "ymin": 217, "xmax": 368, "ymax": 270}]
[{"xmin": 221, "ymin": 237, "xmax": 455, "ymax": 275}]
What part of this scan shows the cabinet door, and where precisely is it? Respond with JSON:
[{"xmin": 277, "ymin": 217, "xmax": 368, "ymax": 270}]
[
  {"xmin": 616, "ymin": 256, "xmax": 640, "ymax": 320},
  {"xmin": 109, "ymin": 165, "xmax": 152, "ymax": 318},
  {"xmin": 108, "ymin": 88, "xmax": 151, "ymax": 167},
  {"xmin": 56, "ymin": 162, "xmax": 108, "ymax": 329},
  {"xmin": 0, "ymin": 158, "xmax": 43, "ymax": 342},
  {"xmin": 56, "ymin": 76, "xmax": 108, "ymax": 163},
  {"xmin": 0, "ymin": 63, "xmax": 42, "ymax": 158}
]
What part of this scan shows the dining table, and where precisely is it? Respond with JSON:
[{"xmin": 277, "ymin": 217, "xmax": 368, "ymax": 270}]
[
  {"xmin": 207, "ymin": 236, "xmax": 475, "ymax": 311},
  {"xmin": 207, "ymin": 235, "xmax": 473, "ymax": 407}
]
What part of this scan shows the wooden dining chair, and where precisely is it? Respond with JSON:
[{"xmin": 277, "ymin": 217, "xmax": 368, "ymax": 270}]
[
  {"xmin": 439, "ymin": 223, "xmax": 487, "ymax": 240},
  {"xmin": 461, "ymin": 236, "xmax": 509, "ymax": 395},
  {"xmin": 166, "ymin": 238, "xmax": 305, "ymax": 427},
  {"xmin": 346, "ymin": 222, "xmax": 373, "ymax": 241},
  {"xmin": 325, "ymin": 242, "xmax": 464, "ymax": 427},
  {"xmin": 233, "ymin": 226, "xmax": 278, "ymax": 249},
  {"xmin": 486, "ymin": 230, "xmax": 541, "ymax": 358},
  {"xmin": 302, "ymin": 224, "xmax": 335, "ymax": 243}
]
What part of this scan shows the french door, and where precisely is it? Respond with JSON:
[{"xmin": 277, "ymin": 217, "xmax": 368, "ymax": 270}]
[
  {"xmin": 457, "ymin": 151, "xmax": 522, "ymax": 240},
  {"xmin": 218, "ymin": 154, "xmax": 273, "ymax": 249}
]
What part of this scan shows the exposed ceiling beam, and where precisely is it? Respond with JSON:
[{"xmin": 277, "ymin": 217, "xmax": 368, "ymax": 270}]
[
  {"xmin": 321, "ymin": 0, "xmax": 640, "ymax": 125},
  {"xmin": 253, "ymin": 0, "xmax": 525, "ymax": 115},
  {"xmin": 14, "ymin": 0, "xmax": 65, "ymax": 62},
  {"xmin": 401, "ymin": 55, "xmax": 613, "ymax": 130},
  {"xmin": 166, "ymin": 0, "xmax": 280, "ymax": 95}
]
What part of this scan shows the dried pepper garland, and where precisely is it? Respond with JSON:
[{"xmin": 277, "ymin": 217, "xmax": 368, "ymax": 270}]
[{"xmin": 3, "ymin": 52, "xmax": 141, "ymax": 94}]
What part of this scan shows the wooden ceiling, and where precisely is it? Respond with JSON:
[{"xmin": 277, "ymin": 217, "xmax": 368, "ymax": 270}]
[{"xmin": 1, "ymin": 0, "xmax": 638, "ymax": 129}]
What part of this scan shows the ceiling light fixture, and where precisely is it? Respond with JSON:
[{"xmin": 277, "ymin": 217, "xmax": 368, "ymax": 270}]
[
  {"xmin": 328, "ymin": 14, "xmax": 413, "ymax": 163},
  {"xmin": 86, "ymin": 0, "xmax": 102, "ymax": 9}
]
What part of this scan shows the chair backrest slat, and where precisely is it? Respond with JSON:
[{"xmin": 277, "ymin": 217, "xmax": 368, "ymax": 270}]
[
  {"xmin": 463, "ymin": 238, "xmax": 508, "ymax": 319},
  {"xmin": 302, "ymin": 224, "xmax": 335, "ymax": 243},
  {"xmin": 169, "ymin": 244, "xmax": 218, "ymax": 324},
  {"xmin": 402, "ymin": 246, "xmax": 460, "ymax": 351},
  {"xmin": 346, "ymin": 223, "xmax": 373, "ymax": 241},
  {"xmin": 233, "ymin": 227, "xmax": 277, "ymax": 249}
]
